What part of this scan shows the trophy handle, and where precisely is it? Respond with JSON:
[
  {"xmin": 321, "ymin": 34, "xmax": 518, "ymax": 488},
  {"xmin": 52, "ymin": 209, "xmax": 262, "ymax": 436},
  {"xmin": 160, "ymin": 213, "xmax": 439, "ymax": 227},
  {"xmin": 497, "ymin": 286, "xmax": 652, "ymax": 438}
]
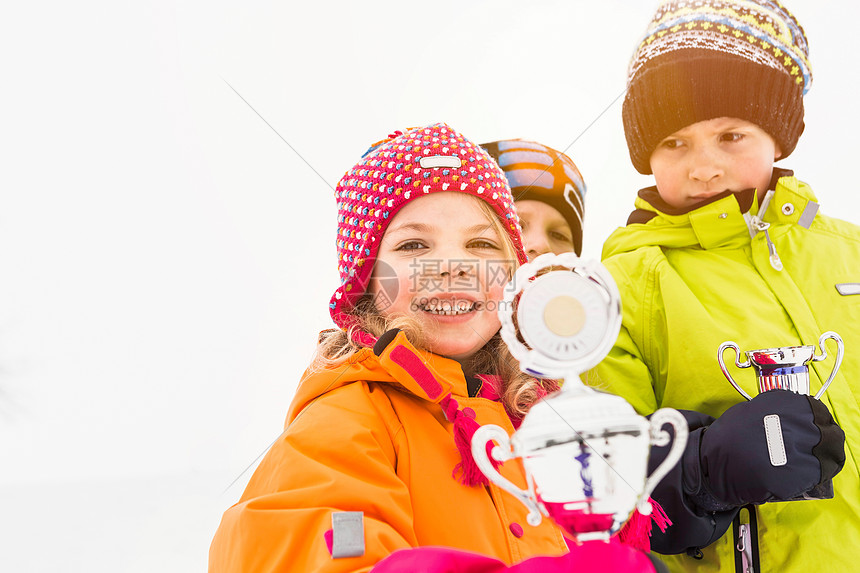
[
  {"xmin": 638, "ymin": 408, "xmax": 688, "ymax": 514},
  {"xmin": 811, "ymin": 331, "xmax": 844, "ymax": 400},
  {"xmin": 470, "ymin": 424, "xmax": 543, "ymax": 526},
  {"xmin": 718, "ymin": 341, "xmax": 754, "ymax": 401}
]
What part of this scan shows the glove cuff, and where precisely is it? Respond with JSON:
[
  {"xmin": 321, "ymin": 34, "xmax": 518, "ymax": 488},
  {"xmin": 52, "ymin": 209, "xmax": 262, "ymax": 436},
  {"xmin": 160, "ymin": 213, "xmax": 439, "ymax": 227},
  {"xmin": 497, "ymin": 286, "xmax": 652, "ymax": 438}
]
[
  {"xmin": 683, "ymin": 427, "xmax": 737, "ymax": 512},
  {"xmin": 807, "ymin": 395, "xmax": 847, "ymax": 483}
]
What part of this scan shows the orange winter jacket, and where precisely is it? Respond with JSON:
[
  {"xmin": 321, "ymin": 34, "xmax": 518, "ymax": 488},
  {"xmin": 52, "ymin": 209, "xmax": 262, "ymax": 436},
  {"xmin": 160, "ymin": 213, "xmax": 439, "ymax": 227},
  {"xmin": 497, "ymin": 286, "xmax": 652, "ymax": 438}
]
[{"xmin": 209, "ymin": 331, "xmax": 568, "ymax": 572}]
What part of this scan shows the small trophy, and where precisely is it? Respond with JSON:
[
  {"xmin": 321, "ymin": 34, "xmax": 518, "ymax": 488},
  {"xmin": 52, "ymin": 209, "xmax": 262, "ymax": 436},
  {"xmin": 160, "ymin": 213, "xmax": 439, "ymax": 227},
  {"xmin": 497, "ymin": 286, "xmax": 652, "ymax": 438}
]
[
  {"xmin": 718, "ymin": 332, "xmax": 844, "ymax": 500},
  {"xmin": 718, "ymin": 331, "xmax": 844, "ymax": 401},
  {"xmin": 471, "ymin": 253, "xmax": 688, "ymax": 542}
]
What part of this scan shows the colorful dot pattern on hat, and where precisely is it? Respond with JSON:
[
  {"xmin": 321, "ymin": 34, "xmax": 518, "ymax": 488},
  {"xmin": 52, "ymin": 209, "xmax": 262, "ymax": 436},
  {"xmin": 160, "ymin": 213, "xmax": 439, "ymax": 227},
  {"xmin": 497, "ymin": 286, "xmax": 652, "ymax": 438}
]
[
  {"xmin": 329, "ymin": 123, "xmax": 526, "ymax": 331},
  {"xmin": 629, "ymin": 0, "xmax": 812, "ymax": 94}
]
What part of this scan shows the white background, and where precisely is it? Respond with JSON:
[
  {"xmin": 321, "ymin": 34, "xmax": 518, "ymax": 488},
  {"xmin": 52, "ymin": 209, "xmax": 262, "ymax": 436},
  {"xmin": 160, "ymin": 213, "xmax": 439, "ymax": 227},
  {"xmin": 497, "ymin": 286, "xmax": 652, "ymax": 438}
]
[{"xmin": 3, "ymin": 1, "xmax": 858, "ymax": 571}]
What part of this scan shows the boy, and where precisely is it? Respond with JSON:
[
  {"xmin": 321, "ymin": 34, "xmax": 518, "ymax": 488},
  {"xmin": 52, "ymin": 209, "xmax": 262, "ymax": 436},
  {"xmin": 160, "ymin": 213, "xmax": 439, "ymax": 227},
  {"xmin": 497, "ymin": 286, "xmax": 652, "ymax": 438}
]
[
  {"xmin": 480, "ymin": 139, "xmax": 586, "ymax": 259},
  {"xmin": 592, "ymin": 1, "xmax": 859, "ymax": 572}
]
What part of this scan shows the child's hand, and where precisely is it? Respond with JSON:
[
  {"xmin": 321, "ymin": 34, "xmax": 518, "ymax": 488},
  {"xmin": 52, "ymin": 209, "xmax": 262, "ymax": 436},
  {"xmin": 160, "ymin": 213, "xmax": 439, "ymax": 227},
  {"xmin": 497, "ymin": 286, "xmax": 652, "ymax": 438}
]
[{"xmin": 687, "ymin": 390, "xmax": 845, "ymax": 508}]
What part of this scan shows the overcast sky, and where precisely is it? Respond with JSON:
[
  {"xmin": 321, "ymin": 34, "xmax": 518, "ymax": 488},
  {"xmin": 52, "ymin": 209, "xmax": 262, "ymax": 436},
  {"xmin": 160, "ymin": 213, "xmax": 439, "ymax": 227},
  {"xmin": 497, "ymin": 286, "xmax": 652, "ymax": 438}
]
[{"xmin": 3, "ymin": 1, "xmax": 859, "ymax": 571}]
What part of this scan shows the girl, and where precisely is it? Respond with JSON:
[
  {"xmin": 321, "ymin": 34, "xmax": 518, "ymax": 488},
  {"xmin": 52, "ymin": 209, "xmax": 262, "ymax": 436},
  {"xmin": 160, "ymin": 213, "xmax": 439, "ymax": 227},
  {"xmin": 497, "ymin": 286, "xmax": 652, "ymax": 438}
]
[{"xmin": 209, "ymin": 123, "xmax": 665, "ymax": 572}]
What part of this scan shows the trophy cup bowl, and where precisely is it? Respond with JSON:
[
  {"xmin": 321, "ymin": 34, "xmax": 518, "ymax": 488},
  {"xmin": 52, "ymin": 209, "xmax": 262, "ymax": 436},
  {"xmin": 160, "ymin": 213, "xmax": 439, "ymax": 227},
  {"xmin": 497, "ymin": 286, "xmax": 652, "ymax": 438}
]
[
  {"xmin": 471, "ymin": 252, "xmax": 688, "ymax": 542},
  {"xmin": 471, "ymin": 389, "xmax": 687, "ymax": 541},
  {"xmin": 718, "ymin": 331, "xmax": 844, "ymax": 401}
]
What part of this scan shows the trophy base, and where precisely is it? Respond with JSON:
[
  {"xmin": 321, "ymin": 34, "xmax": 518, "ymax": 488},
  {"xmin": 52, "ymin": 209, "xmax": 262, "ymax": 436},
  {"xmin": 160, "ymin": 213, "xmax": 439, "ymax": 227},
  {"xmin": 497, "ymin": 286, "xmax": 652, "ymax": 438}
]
[{"xmin": 542, "ymin": 501, "xmax": 616, "ymax": 541}]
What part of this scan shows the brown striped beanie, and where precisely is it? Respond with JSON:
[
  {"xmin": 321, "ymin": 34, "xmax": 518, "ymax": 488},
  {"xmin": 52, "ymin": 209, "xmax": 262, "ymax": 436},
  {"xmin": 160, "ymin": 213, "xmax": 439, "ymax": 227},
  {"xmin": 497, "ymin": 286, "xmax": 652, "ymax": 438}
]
[{"xmin": 623, "ymin": 0, "xmax": 812, "ymax": 174}]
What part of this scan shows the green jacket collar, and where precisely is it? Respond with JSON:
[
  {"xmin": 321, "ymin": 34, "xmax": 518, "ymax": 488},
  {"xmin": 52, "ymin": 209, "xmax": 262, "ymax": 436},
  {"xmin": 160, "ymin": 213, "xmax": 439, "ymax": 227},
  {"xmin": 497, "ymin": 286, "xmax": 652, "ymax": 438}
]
[{"xmin": 603, "ymin": 171, "xmax": 820, "ymax": 258}]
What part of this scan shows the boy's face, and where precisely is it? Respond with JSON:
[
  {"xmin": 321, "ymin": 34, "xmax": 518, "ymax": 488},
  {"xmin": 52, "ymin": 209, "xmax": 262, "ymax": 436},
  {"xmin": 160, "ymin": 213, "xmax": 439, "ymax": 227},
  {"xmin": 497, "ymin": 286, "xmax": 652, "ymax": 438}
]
[
  {"xmin": 515, "ymin": 200, "xmax": 574, "ymax": 260},
  {"xmin": 649, "ymin": 117, "xmax": 782, "ymax": 210}
]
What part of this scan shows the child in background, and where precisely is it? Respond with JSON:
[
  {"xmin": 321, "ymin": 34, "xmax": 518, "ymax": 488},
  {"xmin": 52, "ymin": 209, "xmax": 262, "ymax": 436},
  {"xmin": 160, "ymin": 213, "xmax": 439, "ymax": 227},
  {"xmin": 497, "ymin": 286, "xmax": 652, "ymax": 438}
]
[
  {"xmin": 591, "ymin": 1, "xmax": 856, "ymax": 572},
  {"xmin": 209, "ymin": 123, "xmax": 666, "ymax": 572},
  {"xmin": 481, "ymin": 139, "xmax": 586, "ymax": 259}
]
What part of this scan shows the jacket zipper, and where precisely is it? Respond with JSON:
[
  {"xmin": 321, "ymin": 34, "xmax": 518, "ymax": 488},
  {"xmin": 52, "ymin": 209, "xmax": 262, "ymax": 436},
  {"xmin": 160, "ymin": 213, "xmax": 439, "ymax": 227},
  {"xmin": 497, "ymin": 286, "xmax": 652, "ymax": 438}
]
[
  {"xmin": 733, "ymin": 505, "xmax": 760, "ymax": 573},
  {"xmin": 737, "ymin": 524, "xmax": 753, "ymax": 573},
  {"xmin": 748, "ymin": 190, "xmax": 783, "ymax": 271}
]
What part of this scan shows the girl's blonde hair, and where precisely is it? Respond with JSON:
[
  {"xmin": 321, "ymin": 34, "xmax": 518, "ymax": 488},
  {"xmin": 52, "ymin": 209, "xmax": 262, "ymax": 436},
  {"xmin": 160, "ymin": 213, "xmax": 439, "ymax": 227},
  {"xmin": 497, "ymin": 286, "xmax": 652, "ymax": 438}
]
[{"xmin": 313, "ymin": 197, "xmax": 557, "ymax": 416}]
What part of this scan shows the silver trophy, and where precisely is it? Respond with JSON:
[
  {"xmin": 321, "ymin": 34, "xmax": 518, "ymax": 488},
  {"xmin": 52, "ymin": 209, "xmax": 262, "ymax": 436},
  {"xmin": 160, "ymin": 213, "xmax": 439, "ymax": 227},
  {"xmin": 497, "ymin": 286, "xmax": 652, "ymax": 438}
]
[
  {"xmin": 718, "ymin": 332, "xmax": 844, "ymax": 500},
  {"xmin": 471, "ymin": 253, "xmax": 688, "ymax": 541},
  {"xmin": 718, "ymin": 331, "xmax": 844, "ymax": 401}
]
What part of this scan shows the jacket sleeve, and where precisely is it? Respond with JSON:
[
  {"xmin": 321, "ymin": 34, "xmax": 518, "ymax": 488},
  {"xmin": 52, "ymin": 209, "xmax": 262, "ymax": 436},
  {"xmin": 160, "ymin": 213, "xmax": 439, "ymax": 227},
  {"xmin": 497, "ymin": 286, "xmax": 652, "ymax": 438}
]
[
  {"xmin": 209, "ymin": 382, "xmax": 417, "ymax": 573},
  {"xmin": 586, "ymin": 251, "xmax": 663, "ymax": 416},
  {"xmin": 588, "ymin": 322, "xmax": 660, "ymax": 415}
]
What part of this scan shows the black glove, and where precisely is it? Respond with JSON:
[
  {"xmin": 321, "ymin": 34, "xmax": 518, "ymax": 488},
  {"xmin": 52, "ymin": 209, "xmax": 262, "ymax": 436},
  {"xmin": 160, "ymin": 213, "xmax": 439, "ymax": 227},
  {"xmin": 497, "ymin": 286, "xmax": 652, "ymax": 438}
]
[
  {"xmin": 684, "ymin": 390, "xmax": 845, "ymax": 509},
  {"xmin": 646, "ymin": 410, "xmax": 736, "ymax": 555}
]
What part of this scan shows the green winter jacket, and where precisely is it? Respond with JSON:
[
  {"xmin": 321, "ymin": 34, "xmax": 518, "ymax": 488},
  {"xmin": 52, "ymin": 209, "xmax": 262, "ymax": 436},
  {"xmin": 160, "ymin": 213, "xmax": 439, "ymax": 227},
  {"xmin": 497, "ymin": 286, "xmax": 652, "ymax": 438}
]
[{"xmin": 591, "ymin": 173, "xmax": 860, "ymax": 573}]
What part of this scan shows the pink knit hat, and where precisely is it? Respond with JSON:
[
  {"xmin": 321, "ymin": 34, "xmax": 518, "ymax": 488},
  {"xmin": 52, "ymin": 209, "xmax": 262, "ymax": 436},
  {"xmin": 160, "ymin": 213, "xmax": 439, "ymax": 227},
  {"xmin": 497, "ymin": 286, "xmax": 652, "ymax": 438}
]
[{"xmin": 330, "ymin": 123, "xmax": 527, "ymax": 335}]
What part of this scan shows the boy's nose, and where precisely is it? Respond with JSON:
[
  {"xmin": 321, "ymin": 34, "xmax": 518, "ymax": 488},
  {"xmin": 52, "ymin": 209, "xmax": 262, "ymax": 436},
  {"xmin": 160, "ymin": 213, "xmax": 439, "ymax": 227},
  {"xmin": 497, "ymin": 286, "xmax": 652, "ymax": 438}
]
[
  {"xmin": 688, "ymin": 148, "xmax": 723, "ymax": 182},
  {"xmin": 524, "ymin": 229, "xmax": 551, "ymax": 260}
]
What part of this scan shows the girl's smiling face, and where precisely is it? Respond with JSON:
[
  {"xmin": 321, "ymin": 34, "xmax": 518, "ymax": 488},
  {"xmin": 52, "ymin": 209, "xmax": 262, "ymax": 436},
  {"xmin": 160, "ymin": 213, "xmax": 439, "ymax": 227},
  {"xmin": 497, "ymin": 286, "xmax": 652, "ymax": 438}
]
[
  {"xmin": 649, "ymin": 117, "xmax": 781, "ymax": 209},
  {"xmin": 367, "ymin": 192, "xmax": 515, "ymax": 368}
]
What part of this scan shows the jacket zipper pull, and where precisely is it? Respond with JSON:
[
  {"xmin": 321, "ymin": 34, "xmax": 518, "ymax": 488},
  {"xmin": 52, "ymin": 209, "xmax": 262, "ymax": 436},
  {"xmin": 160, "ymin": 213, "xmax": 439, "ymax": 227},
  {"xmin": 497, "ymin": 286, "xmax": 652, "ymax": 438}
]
[
  {"xmin": 763, "ymin": 228, "xmax": 783, "ymax": 271},
  {"xmin": 737, "ymin": 524, "xmax": 755, "ymax": 573},
  {"xmin": 748, "ymin": 190, "xmax": 783, "ymax": 271}
]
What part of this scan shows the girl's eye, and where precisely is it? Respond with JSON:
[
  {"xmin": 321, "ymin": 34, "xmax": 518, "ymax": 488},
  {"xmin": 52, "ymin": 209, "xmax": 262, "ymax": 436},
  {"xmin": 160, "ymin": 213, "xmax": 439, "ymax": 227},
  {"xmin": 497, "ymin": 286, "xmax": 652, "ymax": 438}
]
[
  {"xmin": 660, "ymin": 139, "xmax": 683, "ymax": 149},
  {"xmin": 720, "ymin": 132, "xmax": 744, "ymax": 143},
  {"xmin": 468, "ymin": 239, "xmax": 500, "ymax": 250},
  {"xmin": 395, "ymin": 240, "xmax": 427, "ymax": 251}
]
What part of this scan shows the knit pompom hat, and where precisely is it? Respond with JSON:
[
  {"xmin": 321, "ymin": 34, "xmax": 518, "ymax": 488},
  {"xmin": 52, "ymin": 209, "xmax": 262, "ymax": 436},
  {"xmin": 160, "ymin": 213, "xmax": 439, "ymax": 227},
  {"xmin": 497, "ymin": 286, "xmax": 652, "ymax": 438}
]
[
  {"xmin": 480, "ymin": 139, "xmax": 586, "ymax": 256},
  {"xmin": 623, "ymin": 0, "xmax": 812, "ymax": 174},
  {"xmin": 330, "ymin": 123, "xmax": 527, "ymax": 337}
]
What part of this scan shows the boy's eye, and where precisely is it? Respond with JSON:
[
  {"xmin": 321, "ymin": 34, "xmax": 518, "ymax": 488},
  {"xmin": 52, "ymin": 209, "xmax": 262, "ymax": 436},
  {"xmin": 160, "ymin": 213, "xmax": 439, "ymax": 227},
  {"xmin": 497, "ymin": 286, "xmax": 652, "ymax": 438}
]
[
  {"xmin": 720, "ymin": 132, "xmax": 744, "ymax": 142},
  {"xmin": 659, "ymin": 139, "xmax": 683, "ymax": 149},
  {"xmin": 550, "ymin": 231, "xmax": 573, "ymax": 244}
]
